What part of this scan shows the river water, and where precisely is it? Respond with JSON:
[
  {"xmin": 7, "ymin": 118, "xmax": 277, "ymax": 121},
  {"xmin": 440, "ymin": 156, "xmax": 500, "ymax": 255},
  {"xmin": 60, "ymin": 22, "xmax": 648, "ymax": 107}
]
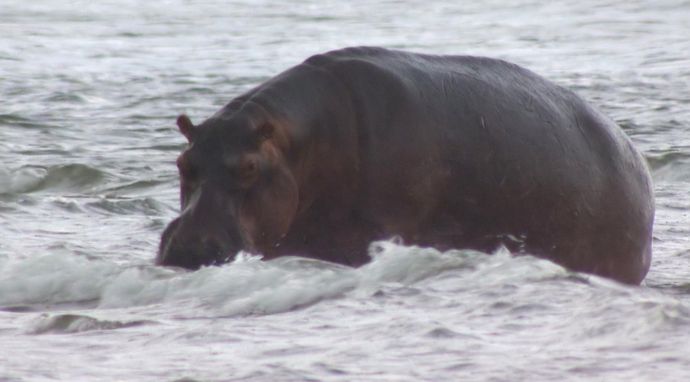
[{"xmin": 1, "ymin": 1, "xmax": 689, "ymax": 381}]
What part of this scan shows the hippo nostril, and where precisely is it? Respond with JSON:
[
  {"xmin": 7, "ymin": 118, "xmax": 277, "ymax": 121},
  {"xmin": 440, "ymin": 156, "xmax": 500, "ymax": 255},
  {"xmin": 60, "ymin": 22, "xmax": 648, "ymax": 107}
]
[{"xmin": 200, "ymin": 238, "xmax": 234, "ymax": 266}]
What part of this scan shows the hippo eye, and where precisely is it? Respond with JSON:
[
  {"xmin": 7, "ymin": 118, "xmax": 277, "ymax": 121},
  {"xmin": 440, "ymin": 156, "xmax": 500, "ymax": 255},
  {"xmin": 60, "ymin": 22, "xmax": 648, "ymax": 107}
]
[
  {"xmin": 237, "ymin": 156, "xmax": 260, "ymax": 183},
  {"xmin": 176, "ymin": 156, "xmax": 197, "ymax": 180}
]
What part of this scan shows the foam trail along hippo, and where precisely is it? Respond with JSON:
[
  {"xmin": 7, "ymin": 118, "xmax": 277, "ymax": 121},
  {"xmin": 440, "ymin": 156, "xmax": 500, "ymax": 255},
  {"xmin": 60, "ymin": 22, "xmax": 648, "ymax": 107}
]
[{"xmin": 157, "ymin": 47, "xmax": 654, "ymax": 285}]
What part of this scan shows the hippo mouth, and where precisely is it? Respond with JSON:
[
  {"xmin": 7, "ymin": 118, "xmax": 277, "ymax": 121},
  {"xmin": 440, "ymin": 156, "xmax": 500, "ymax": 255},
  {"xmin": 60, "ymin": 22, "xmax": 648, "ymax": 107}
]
[{"xmin": 158, "ymin": 243, "xmax": 238, "ymax": 269}]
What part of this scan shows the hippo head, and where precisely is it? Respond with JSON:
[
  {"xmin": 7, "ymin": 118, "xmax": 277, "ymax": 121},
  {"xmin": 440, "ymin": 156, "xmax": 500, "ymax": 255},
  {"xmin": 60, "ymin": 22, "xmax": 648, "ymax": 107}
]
[{"xmin": 157, "ymin": 111, "xmax": 298, "ymax": 269}]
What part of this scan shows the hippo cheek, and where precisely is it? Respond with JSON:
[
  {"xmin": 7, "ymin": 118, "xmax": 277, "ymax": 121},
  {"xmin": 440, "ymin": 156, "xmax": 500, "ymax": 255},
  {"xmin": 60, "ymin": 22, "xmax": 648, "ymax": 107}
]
[{"xmin": 240, "ymin": 173, "xmax": 299, "ymax": 252}]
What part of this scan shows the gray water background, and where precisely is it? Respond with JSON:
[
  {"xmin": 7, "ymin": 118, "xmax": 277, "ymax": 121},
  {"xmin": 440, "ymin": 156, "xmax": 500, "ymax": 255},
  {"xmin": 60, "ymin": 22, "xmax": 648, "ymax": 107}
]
[{"xmin": 1, "ymin": 0, "xmax": 690, "ymax": 381}]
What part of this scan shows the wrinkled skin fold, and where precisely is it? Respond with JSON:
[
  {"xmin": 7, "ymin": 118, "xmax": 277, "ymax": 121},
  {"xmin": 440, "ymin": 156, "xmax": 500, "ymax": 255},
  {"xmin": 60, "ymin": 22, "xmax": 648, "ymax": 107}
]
[{"xmin": 157, "ymin": 46, "xmax": 654, "ymax": 285}]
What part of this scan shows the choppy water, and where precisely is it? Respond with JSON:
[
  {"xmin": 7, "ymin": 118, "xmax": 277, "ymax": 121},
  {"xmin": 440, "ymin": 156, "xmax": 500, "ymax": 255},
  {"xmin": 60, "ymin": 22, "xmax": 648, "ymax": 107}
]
[{"xmin": 1, "ymin": 1, "xmax": 689, "ymax": 381}]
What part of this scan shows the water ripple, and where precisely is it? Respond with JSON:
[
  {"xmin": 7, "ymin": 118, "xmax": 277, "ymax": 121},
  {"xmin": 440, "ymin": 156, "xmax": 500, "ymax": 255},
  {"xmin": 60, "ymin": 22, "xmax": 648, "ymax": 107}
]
[
  {"xmin": 0, "ymin": 164, "xmax": 108, "ymax": 195},
  {"xmin": 27, "ymin": 313, "xmax": 156, "ymax": 334}
]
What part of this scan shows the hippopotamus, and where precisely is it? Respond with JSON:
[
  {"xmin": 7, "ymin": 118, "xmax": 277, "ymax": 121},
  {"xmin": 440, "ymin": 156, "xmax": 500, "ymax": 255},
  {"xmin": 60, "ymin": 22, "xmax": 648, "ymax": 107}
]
[{"xmin": 157, "ymin": 46, "xmax": 654, "ymax": 285}]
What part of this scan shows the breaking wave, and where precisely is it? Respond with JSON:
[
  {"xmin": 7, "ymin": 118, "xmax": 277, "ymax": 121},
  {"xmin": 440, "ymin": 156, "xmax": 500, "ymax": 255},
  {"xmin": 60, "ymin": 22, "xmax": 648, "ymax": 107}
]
[
  {"xmin": 0, "ymin": 164, "xmax": 107, "ymax": 195},
  {"xmin": 1, "ymin": 241, "xmax": 565, "ymax": 318}
]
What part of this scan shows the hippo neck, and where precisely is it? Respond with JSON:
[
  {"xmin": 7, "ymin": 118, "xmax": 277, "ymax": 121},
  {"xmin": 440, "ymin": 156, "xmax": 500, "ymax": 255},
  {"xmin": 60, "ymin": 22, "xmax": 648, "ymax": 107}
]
[{"xmin": 244, "ymin": 63, "xmax": 361, "ymax": 218}]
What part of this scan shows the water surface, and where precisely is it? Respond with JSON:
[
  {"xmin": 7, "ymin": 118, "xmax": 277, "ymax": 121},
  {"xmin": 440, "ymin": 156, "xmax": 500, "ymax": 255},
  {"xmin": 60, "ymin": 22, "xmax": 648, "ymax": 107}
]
[{"xmin": 1, "ymin": 1, "xmax": 690, "ymax": 381}]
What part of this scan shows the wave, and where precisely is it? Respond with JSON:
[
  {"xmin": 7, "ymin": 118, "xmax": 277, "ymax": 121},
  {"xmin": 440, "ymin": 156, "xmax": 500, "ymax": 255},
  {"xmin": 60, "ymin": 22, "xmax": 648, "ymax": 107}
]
[
  {"xmin": 0, "ymin": 113, "xmax": 55, "ymax": 129},
  {"xmin": 0, "ymin": 253, "xmax": 122, "ymax": 308},
  {"xmin": 647, "ymin": 151, "xmax": 690, "ymax": 182},
  {"xmin": 0, "ymin": 241, "xmax": 580, "ymax": 316},
  {"xmin": 0, "ymin": 163, "xmax": 108, "ymax": 195},
  {"xmin": 3, "ymin": 240, "xmax": 688, "ymax": 341},
  {"xmin": 27, "ymin": 313, "xmax": 155, "ymax": 334},
  {"xmin": 85, "ymin": 196, "xmax": 166, "ymax": 215}
]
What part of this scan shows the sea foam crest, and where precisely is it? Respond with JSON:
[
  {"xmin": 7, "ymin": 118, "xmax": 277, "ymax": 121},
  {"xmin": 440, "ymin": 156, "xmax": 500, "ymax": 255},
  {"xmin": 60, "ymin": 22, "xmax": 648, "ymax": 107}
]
[
  {"xmin": 1, "ymin": 240, "xmax": 573, "ymax": 317},
  {"xmin": 97, "ymin": 241, "xmax": 493, "ymax": 315},
  {"xmin": 0, "ymin": 253, "xmax": 121, "ymax": 307}
]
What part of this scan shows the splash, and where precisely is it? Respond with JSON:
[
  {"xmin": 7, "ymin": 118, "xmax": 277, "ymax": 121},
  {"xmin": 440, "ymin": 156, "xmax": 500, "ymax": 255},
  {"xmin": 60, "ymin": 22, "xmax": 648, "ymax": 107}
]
[{"xmin": 0, "ymin": 240, "xmax": 577, "ymax": 318}]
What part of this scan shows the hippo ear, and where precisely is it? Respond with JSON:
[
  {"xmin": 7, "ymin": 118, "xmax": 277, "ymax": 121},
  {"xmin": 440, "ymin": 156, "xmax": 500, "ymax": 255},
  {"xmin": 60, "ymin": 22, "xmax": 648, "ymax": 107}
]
[
  {"xmin": 256, "ymin": 122, "xmax": 274, "ymax": 142},
  {"xmin": 177, "ymin": 114, "xmax": 196, "ymax": 142}
]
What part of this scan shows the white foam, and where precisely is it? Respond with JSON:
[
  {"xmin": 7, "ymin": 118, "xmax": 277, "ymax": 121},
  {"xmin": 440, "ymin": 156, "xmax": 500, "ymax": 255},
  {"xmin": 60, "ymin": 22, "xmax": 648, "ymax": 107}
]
[
  {"xmin": 358, "ymin": 241, "xmax": 487, "ymax": 286},
  {"xmin": 0, "ymin": 241, "xmax": 574, "ymax": 317},
  {"xmin": 0, "ymin": 253, "xmax": 121, "ymax": 307}
]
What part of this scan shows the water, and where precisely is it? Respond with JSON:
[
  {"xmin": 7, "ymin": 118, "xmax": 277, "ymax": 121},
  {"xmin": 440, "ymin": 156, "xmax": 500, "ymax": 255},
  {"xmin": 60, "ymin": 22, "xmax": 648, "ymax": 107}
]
[{"xmin": 1, "ymin": 0, "xmax": 689, "ymax": 380}]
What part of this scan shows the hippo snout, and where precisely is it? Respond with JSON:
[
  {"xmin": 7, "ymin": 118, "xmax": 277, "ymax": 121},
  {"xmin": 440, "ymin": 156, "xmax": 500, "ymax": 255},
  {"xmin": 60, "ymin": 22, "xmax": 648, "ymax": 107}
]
[
  {"xmin": 157, "ymin": 217, "xmax": 241, "ymax": 269},
  {"xmin": 159, "ymin": 239, "xmax": 235, "ymax": 269}
]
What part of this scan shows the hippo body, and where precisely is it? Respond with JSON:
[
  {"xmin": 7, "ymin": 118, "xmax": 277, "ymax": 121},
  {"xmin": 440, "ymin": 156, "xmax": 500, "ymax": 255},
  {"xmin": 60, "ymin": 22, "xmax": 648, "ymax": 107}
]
[{"xmin": 157, "ymin": 47, "xmax": 654, "ymax": 284}]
